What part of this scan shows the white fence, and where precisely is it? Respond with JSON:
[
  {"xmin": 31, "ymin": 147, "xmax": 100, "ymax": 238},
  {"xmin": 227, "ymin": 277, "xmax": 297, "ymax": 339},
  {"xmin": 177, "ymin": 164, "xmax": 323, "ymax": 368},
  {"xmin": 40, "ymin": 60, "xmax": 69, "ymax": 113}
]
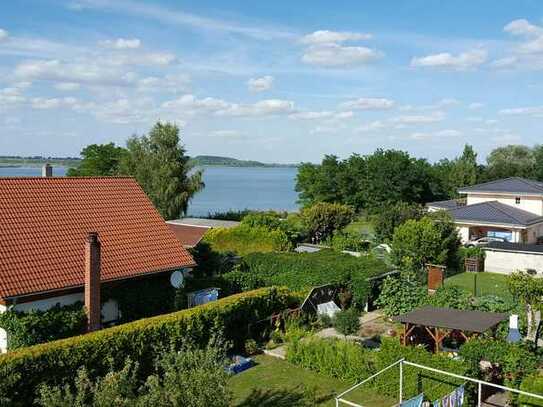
[{"xmin": 336, "ymin": 359, "xmax": 543, "ymax": 407}]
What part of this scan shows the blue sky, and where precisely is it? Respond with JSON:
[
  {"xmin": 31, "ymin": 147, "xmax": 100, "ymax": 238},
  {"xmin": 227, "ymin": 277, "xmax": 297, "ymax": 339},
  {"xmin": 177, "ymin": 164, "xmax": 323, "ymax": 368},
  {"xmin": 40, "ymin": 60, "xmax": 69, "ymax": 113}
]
[{"xmin": 1, "ymin": 0, "xmax": 542, "ymax": 163}]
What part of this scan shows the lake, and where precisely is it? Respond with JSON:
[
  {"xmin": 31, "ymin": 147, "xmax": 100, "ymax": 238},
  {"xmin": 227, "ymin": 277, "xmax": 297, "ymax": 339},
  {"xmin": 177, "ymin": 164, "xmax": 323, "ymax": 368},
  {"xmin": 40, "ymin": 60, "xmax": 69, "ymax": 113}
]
[{"xmin": 0, "ymin": 166, "xmax": 300, "ymax": 216}]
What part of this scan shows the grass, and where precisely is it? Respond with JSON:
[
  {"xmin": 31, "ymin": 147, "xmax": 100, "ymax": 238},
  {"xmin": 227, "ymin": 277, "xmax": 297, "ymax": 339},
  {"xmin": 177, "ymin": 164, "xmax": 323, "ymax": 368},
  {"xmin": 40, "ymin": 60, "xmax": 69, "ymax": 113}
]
[
  {"xmin": 444, "ymin": 272, "xmax": 511, "ymax": 298},
  {"xmin": 229, "ymin": 355, "xmax": 395, "ymax": 407}
]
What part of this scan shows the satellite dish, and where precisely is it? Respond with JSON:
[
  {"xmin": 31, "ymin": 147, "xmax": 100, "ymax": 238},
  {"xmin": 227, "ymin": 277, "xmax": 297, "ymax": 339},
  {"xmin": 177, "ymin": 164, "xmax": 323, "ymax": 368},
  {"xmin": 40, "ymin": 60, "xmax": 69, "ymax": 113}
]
[{"xmin": 170, "ymin": 270, "xmax": 184, "ymax": 288}]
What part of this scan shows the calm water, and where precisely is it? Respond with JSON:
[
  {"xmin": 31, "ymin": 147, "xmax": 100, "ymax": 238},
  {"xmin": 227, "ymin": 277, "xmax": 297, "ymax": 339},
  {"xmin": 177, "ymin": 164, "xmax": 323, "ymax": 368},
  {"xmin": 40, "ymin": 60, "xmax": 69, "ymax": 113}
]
[{"xmin": 0, "ymin": 166, "xmax": 299, "ymax": 216}]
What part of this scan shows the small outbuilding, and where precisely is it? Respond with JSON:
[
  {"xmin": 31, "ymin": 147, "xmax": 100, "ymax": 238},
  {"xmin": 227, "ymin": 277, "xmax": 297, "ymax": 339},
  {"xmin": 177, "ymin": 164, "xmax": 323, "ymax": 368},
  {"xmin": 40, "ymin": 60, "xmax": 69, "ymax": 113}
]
[{"xmin": 393, "ymin": 306, "xmax": 507, "ymax": 353}]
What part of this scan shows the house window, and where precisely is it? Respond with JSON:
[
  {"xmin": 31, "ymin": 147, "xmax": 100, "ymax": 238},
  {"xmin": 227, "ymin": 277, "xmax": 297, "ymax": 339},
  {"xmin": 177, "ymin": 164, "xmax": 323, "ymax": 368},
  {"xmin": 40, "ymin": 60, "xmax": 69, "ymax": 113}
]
[{"xmin": 515, "ymin": 197, "xmax": 521, "ymax": 204}]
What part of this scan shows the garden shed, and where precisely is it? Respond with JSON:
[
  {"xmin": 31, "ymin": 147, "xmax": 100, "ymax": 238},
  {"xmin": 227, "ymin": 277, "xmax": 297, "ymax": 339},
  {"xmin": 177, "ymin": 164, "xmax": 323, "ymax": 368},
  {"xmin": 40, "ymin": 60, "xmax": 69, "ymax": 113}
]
[{"xmin": 393, "ymin": 306, "xmax": 507, "ymax": 352}]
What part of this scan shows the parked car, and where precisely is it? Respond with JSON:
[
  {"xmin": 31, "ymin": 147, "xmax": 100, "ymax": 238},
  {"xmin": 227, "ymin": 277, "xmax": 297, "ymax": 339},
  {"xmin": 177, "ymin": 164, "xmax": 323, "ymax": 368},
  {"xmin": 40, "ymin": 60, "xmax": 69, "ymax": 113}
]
[{"xmin": 465, "ymin": 236, "xmax": 506, "ymax": 247}]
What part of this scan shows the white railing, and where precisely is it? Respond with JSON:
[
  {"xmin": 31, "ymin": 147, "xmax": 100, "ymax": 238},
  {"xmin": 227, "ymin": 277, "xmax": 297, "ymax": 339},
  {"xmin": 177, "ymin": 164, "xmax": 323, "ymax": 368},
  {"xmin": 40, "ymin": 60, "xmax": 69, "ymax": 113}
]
[{"xmin": 336, "ymin": 358, "xmax": 543, "ymax": 407}]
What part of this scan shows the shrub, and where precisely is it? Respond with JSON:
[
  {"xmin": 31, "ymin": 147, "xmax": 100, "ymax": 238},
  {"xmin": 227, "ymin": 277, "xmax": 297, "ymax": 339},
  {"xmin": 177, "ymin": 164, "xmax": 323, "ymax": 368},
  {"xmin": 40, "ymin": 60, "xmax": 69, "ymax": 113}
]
[
  {"xmin": 223, "ymin": 250, "xmax": 388, "ymax": 307},
  {"xmin": 0, "ymin": 287, "xmax": 292, "ymax": 406},
  {"xmin": 317, "ymin": 314, "xmax": 333, "ymax": 328},
  {"xmin": 455, "ymin": 246, "xmax": 485, "ymax": 274},
  {"xmin": 36, "ymin": 342, "xmax": 231, "ymax": 407},
  {"xmin": 244, "ymin": 339, "xmax": 258, "ymax": 355},
  {"xmin": 459, "ymin": 339, "xmax": 538, "ymax": 389},
  {"xmin": 287, "ymin": 337, "xmax": 467, "ymax": 401},
  {"xmin": 426, "ymin": 286, "xmax": 472, "ymax": 310},
  {"xmin": 203, "ymin": 225, "xmax": 291, "ymax": 255},
  {"xmin": 301, "ymin": 202, "xmax": 355, "ymax": 242},
  {"xmin": 240, "ymin": 211, "xmax": 309, "ymax": 245},
  {"xmin": 333, "ymin": 308, "xmax": 360, "ymax": 336},
  {"xmin": 0, "ymin": 303, "xmax": 86, "ymax": 350},
  {"xmin": 375, "ymin": 275, "xmax": 427, "ymax": 317}
]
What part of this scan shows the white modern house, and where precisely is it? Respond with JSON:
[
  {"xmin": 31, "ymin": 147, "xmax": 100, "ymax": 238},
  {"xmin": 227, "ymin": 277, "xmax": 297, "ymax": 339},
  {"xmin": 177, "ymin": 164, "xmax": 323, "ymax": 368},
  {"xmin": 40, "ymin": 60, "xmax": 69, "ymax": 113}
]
[{"xmin": 427, "ymin": 177, "xmax": 543, "ymax": 244}]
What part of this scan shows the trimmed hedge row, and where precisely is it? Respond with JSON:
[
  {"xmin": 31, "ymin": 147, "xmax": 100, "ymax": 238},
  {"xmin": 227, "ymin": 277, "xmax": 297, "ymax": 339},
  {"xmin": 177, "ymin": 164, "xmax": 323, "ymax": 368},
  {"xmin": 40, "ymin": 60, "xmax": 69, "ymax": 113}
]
[
  {"xmin": 223, "ymin": 250, "xmax": 388, "ymax": 307},
  {"xmin": 0, "ymin": 287, "xmax": 292, "ymax": 406},
  {"xmin": 287, "ymin": 337, "xmax": 468, "ymax": 402}
]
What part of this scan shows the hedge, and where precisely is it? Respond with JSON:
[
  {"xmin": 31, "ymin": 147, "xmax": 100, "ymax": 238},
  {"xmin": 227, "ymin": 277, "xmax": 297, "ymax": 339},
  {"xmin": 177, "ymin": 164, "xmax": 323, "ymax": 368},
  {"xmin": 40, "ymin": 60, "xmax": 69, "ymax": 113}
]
[
  {"xmin": 0, "ymin": 287, "xmax": 292, "ymax": 406},
  {"xmin": 287, "ymin": 336, "xmax": 469, "ymax": 402},
  {"xmin": 203, "ymin": 225, "xmax": 291, "ymax": 255},
  {"xmin": 223, "ymin": 250, "xmax": 388, "ymax": 307},
  {"xmin": 0, "ymin": 303, "xmax": 86, "ymax": 350}
]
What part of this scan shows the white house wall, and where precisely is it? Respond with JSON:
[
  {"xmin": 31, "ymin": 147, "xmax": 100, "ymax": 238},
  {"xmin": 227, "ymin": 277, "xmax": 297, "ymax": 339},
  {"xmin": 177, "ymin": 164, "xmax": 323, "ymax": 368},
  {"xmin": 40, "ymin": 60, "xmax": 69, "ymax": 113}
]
[
  {"xmin": 467, "ymin": 193, "xmax": 543, "ymax": 216},
  {"xmin": 484, "ymin": 249, "xmax": 543, "ymax": 275}
]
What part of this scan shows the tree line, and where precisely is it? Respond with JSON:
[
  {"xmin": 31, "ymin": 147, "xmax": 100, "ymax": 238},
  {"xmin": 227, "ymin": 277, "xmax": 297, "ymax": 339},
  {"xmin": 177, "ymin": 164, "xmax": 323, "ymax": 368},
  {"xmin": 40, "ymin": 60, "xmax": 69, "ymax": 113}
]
[
  {"xmin": 296, "ymin": 144, "xmax": 543, "ymax": 212},
  {"xmin": 67, "ymin": 121, "xmax": 204, "ymax": 221}
]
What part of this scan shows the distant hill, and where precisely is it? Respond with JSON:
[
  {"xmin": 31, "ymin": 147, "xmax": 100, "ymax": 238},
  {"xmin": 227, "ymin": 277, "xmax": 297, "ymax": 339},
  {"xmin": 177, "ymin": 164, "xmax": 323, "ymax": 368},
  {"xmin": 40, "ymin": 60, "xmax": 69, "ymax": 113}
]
[{"xmin": 190, "ymin": 155, "xmax": 297, "ymax": 168}]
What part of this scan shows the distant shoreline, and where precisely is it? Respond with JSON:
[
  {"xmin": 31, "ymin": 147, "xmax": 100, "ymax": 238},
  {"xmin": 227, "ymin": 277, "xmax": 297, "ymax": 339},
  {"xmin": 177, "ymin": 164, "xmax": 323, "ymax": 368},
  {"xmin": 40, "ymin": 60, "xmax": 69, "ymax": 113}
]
[{"xmin": 0, "ymin": 155, "xmax": 299, "ymax": 169}]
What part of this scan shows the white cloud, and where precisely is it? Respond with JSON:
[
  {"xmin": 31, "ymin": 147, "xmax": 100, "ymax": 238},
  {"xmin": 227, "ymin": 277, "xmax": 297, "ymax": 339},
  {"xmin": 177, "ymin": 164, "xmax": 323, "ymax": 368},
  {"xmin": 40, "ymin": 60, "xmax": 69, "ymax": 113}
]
[
  {"xmin": 0, "ymin": 86, "xmax": 26, "ymax": 108},
  {"xmin": 411, "ymin": 49, "xmax": 487, "ymax": 70},
  {"xmin": 209, "ymin": 130, "xmax": 245, "ymax": 138},
  {"xmin": 30, "ymin": 97, "xmax": 78, "ymax": 109},
  {"xmin": 14, "ymin": 59, "xmax": 136, "ymax": 86},
  {"xmin": 217, "ymin": 99, "xmax": 294, "ymax": 117},
  {"xmin": 500, "ymin": 20, "xmax": 543, "ymax": 69},
  {"xmin": 247, "ymin": 75, "xmax": 274, "ymax": 92},
  {"xmin": 391, "ymin": 111, "xmax": 445, "ymax": 125},
  {"xmin": 162, "ymin": 94, "xmax": 294, "ymax": 118},
  {"xmin": 55, "ymin": 82, "xmax": 81, "ymax": 91},
  {"xmin": 409, "ymin": 129, "xmax": 461, "ymax": 140},
  {"xmin": 100, "ymin": 38, "xmax": 141, "ymax": 49},
  {"xmin": 0, "ymin": 28, "xmax": 8, "ymax": 41},
  {"xmin": 68, "ymin": 0, "xmax": 294, "ymax": 40},
  {"xmin": 504, "ymin": 19, "xmax": 543, "ymax": 38},
  {"xmin": 468, "ymin": 102, "xmax": 484, "ymax": 110},
  {"xmin": 400, "ymin": 98, "xmax": 460, "ymax": 112},
  {"xmin": 499, "ymin": 106, "xmax": 543, "ymax": 117},
  {"xmin": 491, "ymin": 56, "xmax": 518, "ymax": 68},
  {"xmin": 355, "ymin": 120, "xmax": 386, "ymax": 132},
  {"xmin": 136, "ymin": 74, "xmax": 190, "ymax": 93},
  {"xmin": 289, "ymin": 111, "xmax": 334, "ymax": 120},
  {"xmin": 339, "ymin": 97, "xmax": 394, "ymax": 110},
  {"xmin": 300, "ymin": 30, "xmax": 381, "ymax": 67},
  {"xmin": 302, "ymin": 43, "xmax": 381, "ymax": 67},
  {"xmin": 300, "ymin": 30, "xmax": 372, "ymax": 45},
  {"xmin": 162, "ymin": 94, "xmax": 229, "ymax": 113}
]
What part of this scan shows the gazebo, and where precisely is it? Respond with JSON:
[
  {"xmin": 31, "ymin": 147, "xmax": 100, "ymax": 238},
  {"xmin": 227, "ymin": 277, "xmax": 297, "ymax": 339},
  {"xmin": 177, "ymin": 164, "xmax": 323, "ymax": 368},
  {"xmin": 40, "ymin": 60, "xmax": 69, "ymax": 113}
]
[{"xmin": 393, "ymin": 306, "xmax": 508, "ymax": 352}]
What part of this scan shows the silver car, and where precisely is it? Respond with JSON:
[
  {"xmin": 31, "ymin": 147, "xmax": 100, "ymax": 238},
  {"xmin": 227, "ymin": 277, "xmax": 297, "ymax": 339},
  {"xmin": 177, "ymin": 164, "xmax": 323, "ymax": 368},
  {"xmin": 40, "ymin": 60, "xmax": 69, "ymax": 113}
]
[{"xmin": 465, "ymin": 236, "xmax": 506, "ymax": 247}]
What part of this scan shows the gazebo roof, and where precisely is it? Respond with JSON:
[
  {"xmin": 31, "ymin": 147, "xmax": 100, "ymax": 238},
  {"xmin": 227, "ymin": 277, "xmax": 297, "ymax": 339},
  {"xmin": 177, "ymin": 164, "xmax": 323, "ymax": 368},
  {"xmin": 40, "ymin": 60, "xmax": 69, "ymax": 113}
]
[{"xmin": 393, "ymin": 306, "xmax": 507, "ymax": 333}]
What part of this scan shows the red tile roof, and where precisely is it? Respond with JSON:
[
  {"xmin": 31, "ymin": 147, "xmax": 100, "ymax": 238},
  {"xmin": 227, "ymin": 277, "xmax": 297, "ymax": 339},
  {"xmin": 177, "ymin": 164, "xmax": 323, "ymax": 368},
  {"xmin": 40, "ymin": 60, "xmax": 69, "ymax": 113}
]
[
  {"xmin": 167, "ymin": 223, "xmax": 208, "ymax": 248},
  {"xmin": 0, "ymin": 177, "xmax": 195, "ymax": 300}
]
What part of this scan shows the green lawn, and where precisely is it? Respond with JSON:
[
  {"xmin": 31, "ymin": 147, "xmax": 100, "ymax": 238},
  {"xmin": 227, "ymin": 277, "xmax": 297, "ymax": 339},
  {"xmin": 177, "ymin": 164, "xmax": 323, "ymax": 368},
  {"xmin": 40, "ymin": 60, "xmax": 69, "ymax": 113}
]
[
  {"xmin": 229, "ymin": 355, "xmax": 395, "ymax": 407},
  {"xmin": 444, "ymin": 272, "xmax": 510, "ymax": 298}
]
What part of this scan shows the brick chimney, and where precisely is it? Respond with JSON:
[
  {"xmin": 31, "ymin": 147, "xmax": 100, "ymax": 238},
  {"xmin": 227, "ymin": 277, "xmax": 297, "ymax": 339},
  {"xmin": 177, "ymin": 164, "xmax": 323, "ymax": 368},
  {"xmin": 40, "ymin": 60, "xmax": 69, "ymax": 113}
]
[
  {"xmin": 85, "ymin": 232, "xmax": 101, "ymax": 332},
  {"xmin": 42, "ymin": 163, "xmax": 53, "ymax": 177}
]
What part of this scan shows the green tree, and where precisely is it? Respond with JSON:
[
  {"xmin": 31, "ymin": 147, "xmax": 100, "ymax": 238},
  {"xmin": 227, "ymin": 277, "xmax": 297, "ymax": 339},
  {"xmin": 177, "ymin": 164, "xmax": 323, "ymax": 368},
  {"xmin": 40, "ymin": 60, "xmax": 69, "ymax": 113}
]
[
  {"xmin": 431, "ymin": 144, "xmax": 480, "ymax": 198},
  {"xmin": 301, "ymin": 202, "xmax": 355, "ymax": 242},
  {"xmin": 67, "ymin": 143, "xmax": 127, "ymax": 176},
  {"xmin": 391, "ymin": 212, "xmax": 460, "ymax": 279},
  {"xmin": 507, "ymin": 272, "xmax": 543, "ymax": 342},
  {"xmin": 295, "ymin": 149, "xmax": 438, "ymax": 212},
  {"xmin": 484, "ymin": 144, "xmax": 536, "ymax": 180},
  {"xmin": 120, "ymin": 122, "xmax": 204, "ymax": 220},
  {"xmin": 295, "ymin": 155, "xmax": 345, "ymax": 206},
  {"xmin": 374, "ymin": 202, "xmax": 424, "ymax": 243},
  {"xmin": 533, "ymin": 144, "xmax": 543, "ymax": 181}
]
